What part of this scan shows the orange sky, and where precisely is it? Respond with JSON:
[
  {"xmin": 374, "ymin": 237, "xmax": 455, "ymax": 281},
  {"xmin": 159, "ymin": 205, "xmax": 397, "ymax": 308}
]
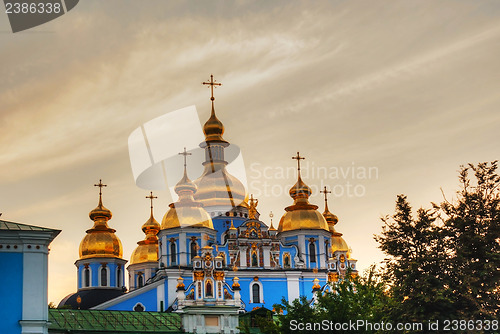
[{"xmin": 1, "ymin": 0, "xmax": 499, "ymax": 304}]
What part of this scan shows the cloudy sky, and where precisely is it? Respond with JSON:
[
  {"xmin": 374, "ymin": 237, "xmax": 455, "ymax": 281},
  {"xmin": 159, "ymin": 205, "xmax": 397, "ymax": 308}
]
[{"xmin": 1, "ymin": 0, "xmax": 499, "ymax": 304}]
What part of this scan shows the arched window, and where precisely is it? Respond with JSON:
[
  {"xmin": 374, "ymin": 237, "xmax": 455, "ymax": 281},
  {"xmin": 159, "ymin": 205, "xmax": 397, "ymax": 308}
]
[
  {"xmin": 309, "ymin": 242, "xmax": 316, "ymax": 263},
  {"xmin": 138, "ymin": 273, "xmax": 144, "ymax": 288},
  {"xmin": 190, "ymin": 241, "xmax": 198, "ymax": 260},
  {"xmin": 170, "ymin": 242, "xmax": 176, "ymax": 264},
  {"xmin": 100, "ymin": 266, "xmax": 107, "ymax": 286},
  {"xmin": 84, "ymin": 268, "xmax": 90, "ymax": 287},
  {"xmin": 133, "ymin": 303, "xmax": 145, "ymax": 312},
  {"xmin": 252, "ymin": 283, "xmax": 261, "ymax": 303},
  {"xmin": 116, "ymin": 266, "xmax": 122, "ymax": 287}
]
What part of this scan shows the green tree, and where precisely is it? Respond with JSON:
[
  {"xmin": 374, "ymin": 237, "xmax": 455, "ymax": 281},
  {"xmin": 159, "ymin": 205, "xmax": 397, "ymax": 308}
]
[
  {"xmin": 376, "ymin": 161, "xmax": 500, "ymax": 326},
  {"xmin": 266, "ymin": 267, "xmax": 388, "ymax": 334},
  {"xmin": 439, "ymin": 161, "xmax": 500, "ymax": 319},
  {"xmin": 375, "ymin": 195, "xmax": 454, "ymax": 325}
]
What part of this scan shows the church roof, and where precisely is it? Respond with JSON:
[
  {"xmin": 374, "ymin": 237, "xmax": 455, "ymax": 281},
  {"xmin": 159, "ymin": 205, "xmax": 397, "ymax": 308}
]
[
  {"xmin": 58, "ymin": 289, "xmax": 126, "ymax": 310},
  {"xmin": 0, "ymin": 219, "xmax": 59, "ymax": 232},
  {"xmin": 49, "ymin": 309, "xmax": 182, "ymax": 333},
  {"xmin": 0, "ymin": 219, "xmax": 61, "ymax": 241}
]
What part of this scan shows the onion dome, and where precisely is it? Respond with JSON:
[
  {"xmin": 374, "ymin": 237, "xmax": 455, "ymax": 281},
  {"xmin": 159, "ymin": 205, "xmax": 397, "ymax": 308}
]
[
  {"xmin": 162, "ymin": 153, "xmax": 213, "ymax": 229},
  {"xmin": 278, "ymin": 153, "xmax": 329, "ymax": 233},
  {"xmin": 194, "ymin": 75, "xmax": 247, "ymax": 209},
  {"xmin": 203, "ymin": 103, "xmax": 227, "ymax": 144},
  {"xmin": 130, "ymin": 193, "xmax": 160, "ymax": 265},
  {"xmin": 320, "ymin": 186, "xmax": 338, "ymax": 232},
  {"xmin": 330, "ymin": 230, "xmax": 350, "ymax": 254},
  {"xmin": 79, "ymin": 180, "xmax": 123, "ymax": 259}
]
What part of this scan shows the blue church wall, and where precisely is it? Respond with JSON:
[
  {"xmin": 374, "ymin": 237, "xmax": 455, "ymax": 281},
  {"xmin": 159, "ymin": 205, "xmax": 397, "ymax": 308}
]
[
  {"xmin": 212, "ymin": 216, "xmax": 246, "ymax": 243},
  {"xmin": 299, "ymin": 277, "xmax": 327, "ymax": 297},
  {"xmin": 0, "ymin": 252, "xmax": 23, "ymax": 334},
  {"xmin": 279, "ymin": 245, "xmax": 297, "ymax": 268},
  {"xmin": 238, "ymin": 277, "xmax": 288, "ymax": 311},
  {"xmin": 105, "ymin": 286, "xmax": 158, "ymax": 311}
]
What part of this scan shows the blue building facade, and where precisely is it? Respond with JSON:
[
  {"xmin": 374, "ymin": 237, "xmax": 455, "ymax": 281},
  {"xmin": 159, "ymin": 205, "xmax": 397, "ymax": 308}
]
[{"xmin": 0, "ymin": 220, "xmax": 60, "ymax": 334}]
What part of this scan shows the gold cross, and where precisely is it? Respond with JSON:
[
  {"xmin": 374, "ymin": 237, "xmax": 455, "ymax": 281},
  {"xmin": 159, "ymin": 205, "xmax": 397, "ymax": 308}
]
[
  {"xmin": 94, "ymin": 179, "xmax": 107, "ymax": 196},
  {"xmin": 146, "ymin": 191, "xmax": 157, "ymax": 210},
  {"xmin": 178, "ymin": 147, "xmax": 192, "ymax": 167},
  {"xmin": 292, "ymin": 152, "xmax": 305, "ymax": 171},
  {"xmin": 202, "ymin": 74, "xmax": 222, "ymax": 101},
  {"xmin": 320, "ymin": 186, "xmax": 331, "ymax": 203}
]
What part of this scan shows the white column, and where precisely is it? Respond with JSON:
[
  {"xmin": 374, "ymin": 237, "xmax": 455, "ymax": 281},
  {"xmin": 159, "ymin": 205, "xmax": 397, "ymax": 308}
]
[
  {"xmin": 179, "ymin": 232, "xmax": 187, "ymax": 266},
  {"xmin": 167, "ymin": 274, "xmax": 179, "ymax": 306},
  {"xmin": 238, "ymin": 247, "xmax": 247, "ymax": 268},
  {"xmin": 318, "ymin": 235, "xmax": 325, "ymax": 269},
  {"xmin": 285, "ymin": 272, "xmax": 300, "ymax": 302},
  {"xmin": 22, "ymin": 250, "xmax": 49, "ymax": 334},
  {"xmin": 262, "ymin": 246, "xmax": 271, "ymax": 269}
]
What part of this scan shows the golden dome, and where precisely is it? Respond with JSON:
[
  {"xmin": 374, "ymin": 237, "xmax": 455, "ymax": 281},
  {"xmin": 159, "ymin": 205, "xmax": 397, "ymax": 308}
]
[
  {"xmin": 195, "ymin": 80, "xmax": 247, "ymax": 209},
  {"xmin": 278, "ymin": 166, "xmax": 329, "ymax": 233},
  {"xmin": 193, "ymin": 168, "xmax": 247, "ymax": 208},
  {"xmin": 203, "ymin": 103, "xmax": 227, "ymax": 144},
  {"xmin": 330, "ymin": 231, "xmax": 349, "ymax": 254},
  {"xmin": 79, "ymin": 185, "xmax": 123, "ymax": 259},
  {"xmin": 130, "ymin": 200, "xmax": 160, "ymax": 265},
  {"xmin": 161, "ymin": 166, "xmax": 213, "ymax": 229}
]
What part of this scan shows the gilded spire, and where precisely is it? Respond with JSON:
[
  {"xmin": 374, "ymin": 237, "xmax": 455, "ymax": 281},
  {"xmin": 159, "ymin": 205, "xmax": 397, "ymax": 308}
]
[
  {"xmin": 143, "ymin": 192, "xmax": 160, "ymax": 238},
  {"xmin": 175, "ymin": 148, "xmax": 197, "ymax": 196},
  {"xmin": 289, "ymin": 152, "xmax": 312, "ymax": 201},
  {"xmin": 320, "ymin": 186, "xmax": 338, "ymax": 226},
  {"xmin": 229, "ymin": 219, "xmax": 237, "ymax": 230},
  {"xmin": 202, "ymin": 75, "xmax": 226, "ymax": 143},
  {"xmin": 269, "ymin": 211, "xmax": 276, "ymax": 231},
  {"xmin": 89, "ymin": 179, "xmax": 112, "ymax": 222},
  {"xmin": 130, "ymin": 192, "xmax": 160, "ymax": 265}
]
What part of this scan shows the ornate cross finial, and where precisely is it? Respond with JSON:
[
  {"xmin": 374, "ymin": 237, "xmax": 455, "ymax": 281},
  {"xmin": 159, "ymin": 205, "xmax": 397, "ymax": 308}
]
[
  {"xmin": 202, "ymin": 74, "xmax": 222, "ymax": 101},
  {"xmin": 292, "ymin": 152, "xmax": 305, "ymax": 171},
  {"xmin": 178, "ymin": 147, "xmax": 192, "ymax": 167},
  {"xmin": 320, "ymin": 186, "xmax": 331, "ymax": 203},
  {"xmin": 146, "ymin": 191, "xmax": 157, "ymax": 215},
  {"xmin": 94, "ymin": 179, "xmax": 107, "ymax": 197}
]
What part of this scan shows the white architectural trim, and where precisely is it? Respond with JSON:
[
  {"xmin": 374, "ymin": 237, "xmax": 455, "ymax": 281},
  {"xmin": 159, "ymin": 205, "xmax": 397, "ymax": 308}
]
[{"xmin": 249, "ymin": 280, "xmax": 264, "ymax": 303}]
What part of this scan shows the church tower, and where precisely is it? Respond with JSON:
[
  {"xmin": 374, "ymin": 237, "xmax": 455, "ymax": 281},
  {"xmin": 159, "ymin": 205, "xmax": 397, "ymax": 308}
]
[
  {"xmin": 128, "ymin": 192, "xmax": 160, "ymax": 291},
  {"xmin": 278, "ymin": 153, "xmax": 331, "ymax": 269},
  {"xmin": 158, "ymin": 148, "xmax": 216, "ymax": 268},
  {"xmin": 321, "ymin": 187, "xmax": 358, "ymax": 281},
  {"xmin": 59, "ymin": 180, "xmax": 127, "ymax": 309},
  {"xmin": 193, "ymin": 75, "xmax": 248, "ymax": 240}
]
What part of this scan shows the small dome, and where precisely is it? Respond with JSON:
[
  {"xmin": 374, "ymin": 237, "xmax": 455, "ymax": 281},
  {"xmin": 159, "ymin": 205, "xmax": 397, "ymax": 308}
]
[
  {"xmin": 79, "ymin": 187, "xmax": 122, "ymax": 259},
  {"xmin": 79, "ymin": 229, "xmax": 123, "ymax": 259},
  {"xmin": 203, "ymin": 104, "xmax": 227, "ymax": 143},
  {"xmin": 278, "ymin": 168, "xmax": 329, "ymax": 233},
  {"xmin": 130, "ymin": 242, "xmax": 158, "ymax": 265},
  {"xmin": 161, "ymin": 165, "xmax": 214, "ymax": 230},
  {"xmin": 130, "ymin": 211, "xmax": 160, "ymax": 265},
  {"xmin": 331, "ymin": 232, "xmax": 349, "ymax": 254}
]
